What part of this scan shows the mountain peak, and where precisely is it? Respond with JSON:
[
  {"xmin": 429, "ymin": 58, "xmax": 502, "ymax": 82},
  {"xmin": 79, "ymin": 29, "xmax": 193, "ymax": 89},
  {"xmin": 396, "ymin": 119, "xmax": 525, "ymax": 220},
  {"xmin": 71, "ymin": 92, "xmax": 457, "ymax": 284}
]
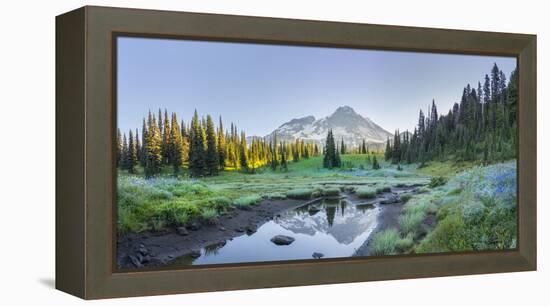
[
  {"xmin": 332, "ymin": 105, "xmax": 357, "ymax": 115},
  {"xmin": 266, "ymin": 105, "xmax": 392, "ymax": 150}
]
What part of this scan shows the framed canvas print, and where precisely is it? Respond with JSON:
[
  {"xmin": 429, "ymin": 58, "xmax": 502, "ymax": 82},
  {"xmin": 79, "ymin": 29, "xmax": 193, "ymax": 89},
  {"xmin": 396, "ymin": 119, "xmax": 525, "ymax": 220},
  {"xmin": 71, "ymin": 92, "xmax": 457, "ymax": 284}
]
[{"xmin": 56, "ymin": 6, "xmax": 537, "ymax": 299}]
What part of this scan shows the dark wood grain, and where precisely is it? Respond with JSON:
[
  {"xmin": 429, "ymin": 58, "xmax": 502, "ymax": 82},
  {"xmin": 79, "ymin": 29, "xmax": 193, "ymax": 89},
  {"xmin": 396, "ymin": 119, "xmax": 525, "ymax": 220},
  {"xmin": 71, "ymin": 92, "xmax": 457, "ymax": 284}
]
[{"xmin": 55, "ymin": 7, "xmax": 86, "ymax": 298}]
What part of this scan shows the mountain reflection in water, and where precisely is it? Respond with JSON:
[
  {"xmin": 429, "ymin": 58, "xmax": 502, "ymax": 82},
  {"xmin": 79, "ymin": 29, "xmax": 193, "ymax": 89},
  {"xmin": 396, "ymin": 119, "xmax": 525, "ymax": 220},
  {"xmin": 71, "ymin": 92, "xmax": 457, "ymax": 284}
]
[{"xmin": 173, "ymin": 198, "xmax": 380, "ymax": 265}]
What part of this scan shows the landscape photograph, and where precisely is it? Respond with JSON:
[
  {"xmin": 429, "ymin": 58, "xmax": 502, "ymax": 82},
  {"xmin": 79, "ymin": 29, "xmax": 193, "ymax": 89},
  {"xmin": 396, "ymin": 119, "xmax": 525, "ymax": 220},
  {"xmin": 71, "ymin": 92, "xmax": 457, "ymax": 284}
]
[{"xmin": 116, "ymin": 37, "xmax": 518, "ymax": 269}]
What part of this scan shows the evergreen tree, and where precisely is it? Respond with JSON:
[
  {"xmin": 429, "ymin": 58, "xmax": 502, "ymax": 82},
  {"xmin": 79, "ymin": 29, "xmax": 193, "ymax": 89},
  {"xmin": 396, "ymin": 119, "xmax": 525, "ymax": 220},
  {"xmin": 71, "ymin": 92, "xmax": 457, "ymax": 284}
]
[
  {"xmin": 490, "ymin": 63, "xmax": 501, "ymax": 102},
  {"xmin": 280, "ymin": 142, "xmax": 288, "ymax": 171},
  {"xmin": 384, "ymin": 137, "xmax": 392, "ymax": 161},
  {"xmin": 323, "ymin": 130, "xmax": 338, "ymax": 168},
  {"xmin": 217, "ymin": 116, "xmax": 226, "ymax": 171},
  {"xmin": 372, "ymin": 155, "xmax": 380, "ymax": 170},
  {"xmin": 161, "ymin": 109, "xmax": 171, "ymax": 164},
  {"xmin": 188, "ymin": 110, "xmax": 206, "ymax": 177},
  {"xmin": 205, "ymin": 115, "xmax": 219, "ymax": 175},
  {"xmin": 126, "ymin": 129, "xmax": 137, "ymax": 173},
  {"xmin": 140, "ymin": 119, "xmax": 147, "ymax": 167},
  {"xmin": 239, "ymin": 131, "xmax": 248, "ymax": 172},
  {"xmin": 270, "ymin": 132, "xmax": 279, "ymax": 170},
  {"xmin": 116, "ymin": 128, "xmax": 122, "ymax": 168},
  {"xmin": 135, "ymin": 129, "xmax": 141, "ymax": 166},
  {"xmin": 121, "ymin": 133, "xmax": 128, "ymax": 170},
  {"xmin": 169, "ymin": 113, "xmax": 184, "ymax": 174},
  {"xmin": 144, "ymin": 112, "xmax": 162, "ymax": 178}
]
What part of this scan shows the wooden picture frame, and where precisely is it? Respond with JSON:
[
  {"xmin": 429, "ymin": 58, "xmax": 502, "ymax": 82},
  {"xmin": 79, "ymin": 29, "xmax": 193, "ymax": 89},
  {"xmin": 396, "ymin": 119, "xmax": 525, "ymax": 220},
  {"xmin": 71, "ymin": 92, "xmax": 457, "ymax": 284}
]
[{"xmin": 56, "ymin": 5, "xmax": 536, "ymax": 299}]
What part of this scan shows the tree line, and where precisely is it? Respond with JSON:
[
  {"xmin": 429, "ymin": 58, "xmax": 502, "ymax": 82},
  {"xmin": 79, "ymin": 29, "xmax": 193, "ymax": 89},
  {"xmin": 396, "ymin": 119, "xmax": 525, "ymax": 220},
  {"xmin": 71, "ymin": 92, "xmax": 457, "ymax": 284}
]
[
  {"xmin": 322, "ymin": 129, "xmax": 381, "ymax": 170},
  {"xmin": 117, "ymin": 110, "xmax": 321, "ymax": 178},
  {"xmin": 385, "ymin": 63, "xmax": 518, "ymax": 166}
]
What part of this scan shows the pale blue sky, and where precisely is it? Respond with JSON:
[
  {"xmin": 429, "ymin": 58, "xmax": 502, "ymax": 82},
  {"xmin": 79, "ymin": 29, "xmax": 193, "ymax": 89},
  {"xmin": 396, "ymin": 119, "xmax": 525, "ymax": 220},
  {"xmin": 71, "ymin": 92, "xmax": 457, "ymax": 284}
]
[{"xmin": 117, "ymin": 37, "xmax": 516, "ymax": 136}]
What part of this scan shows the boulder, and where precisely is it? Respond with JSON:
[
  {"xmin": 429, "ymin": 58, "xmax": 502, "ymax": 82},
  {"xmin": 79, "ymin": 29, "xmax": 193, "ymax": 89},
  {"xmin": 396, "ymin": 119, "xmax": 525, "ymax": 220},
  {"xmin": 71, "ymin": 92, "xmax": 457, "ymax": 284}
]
[
  {"xmin": 128, "ymin": 254, "xmax": 143, "ymax": 268},
  {"xmin": 245, "ymin": 225, "xmax": 257, "ymax": 235},
  {"xmin": 380, "ymin": 194, "xmax": 401, "ymax": 204},
  {"xmin": 270, "ymin": 235, "xmax": 295, "ymax": 245},
  {"xmin": 177, "ymin": 227, "xmax": 189, "ymax": 236},
  {"xmin": 187, "ymin": 221, "xmax": 201, "ymax": 231},
  {"xmin": 206, "ymin": 217, "xmax": 220, "ymax": 226},
  {"xmin": 138, "ymin": 244, "xmax": 148, "ymax": 256}
]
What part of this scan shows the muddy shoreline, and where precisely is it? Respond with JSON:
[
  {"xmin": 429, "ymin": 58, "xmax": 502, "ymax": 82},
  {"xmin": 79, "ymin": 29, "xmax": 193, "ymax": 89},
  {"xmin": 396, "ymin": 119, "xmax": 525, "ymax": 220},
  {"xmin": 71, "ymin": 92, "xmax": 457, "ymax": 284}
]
[
  {"xmin": 353, "ymin": 186, "xmax": 421, "ymax": 256},
  {"xmin": 117, "ymin": 198, "xmax": 314, "ymax": 268},
  {"xmin": 118, "ymin": 185, "xmax": 421, "ymax": 268}
]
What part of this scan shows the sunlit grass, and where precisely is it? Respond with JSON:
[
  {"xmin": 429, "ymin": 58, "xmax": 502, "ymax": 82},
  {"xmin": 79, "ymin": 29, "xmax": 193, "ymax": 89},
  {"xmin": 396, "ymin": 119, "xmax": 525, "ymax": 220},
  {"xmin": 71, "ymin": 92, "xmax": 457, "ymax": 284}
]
[{"xmin": 117, "ymin": 154, "xmax": 435, "ymax": 234}]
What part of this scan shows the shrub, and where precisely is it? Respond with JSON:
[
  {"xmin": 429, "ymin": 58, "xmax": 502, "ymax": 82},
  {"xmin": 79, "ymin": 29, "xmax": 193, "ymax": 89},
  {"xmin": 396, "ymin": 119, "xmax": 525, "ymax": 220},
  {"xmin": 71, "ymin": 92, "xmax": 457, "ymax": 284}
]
[
  {"xmin": 399, "ymin": 211, "xmax": 425, "ymax": 236},
  {"xmin": 234, "ymin": 195, "xmax": 262, "ymax": 206},
  {"xmin": 400, "ymin": 194, "xmax": 413, "ymax": 203},
  {"xmin": 396, "ymin": 233, "xmax": 414, "ymax": 251},
  {"xmin": 416, "ymin": 215, "xmax": 471, "ymax": 253},
  {"xmin": 322, "ymin": 188, "xmax": 341, "ymax": 196},
  {"xmin": 447, "ymin": 188, "xmax": 462, "ymax": 196},
  {"xmin": 158, "ymin": 200, "xmax": 198, "ymax": 226},
  {"xmin": 356, "ymin": 187, "xmax": 377, "ymax": 199},
  {"xmin": 376, "ymin": 185, "xmax": 392, "ymax": 193},
  {"xmin": 370, "ymin": 229, "xmax": 414, "ymax": 255},
  {"xmin": 206, "ymin": 196, "xmax": 232, "ymax": 209},
  {"xmin": 286, "ymin": 189, "xmax": 314, "ymax": 199},
  {"xmin": 342, "ymin": 186, "xmax": 357, "ymax": 193},
  {"xmin": 462, "ymin": 200, "xmax": 486, "ymax": 224},
  {"xmin": 428, "ymin": 176, "xmax": 448, "ymax": 188},
  {"xmin": 416, "ymin": 187, "xmax": 430, "ymax": 194},
  {"xmin": 370, "ymin": 229, "xmax": 401, "ymax": 256},
  {"xmin": 201, "ymin": 207, "xmax": 219, "ymax": 220},
  {"xmin": 264, "ymin": 192, "xmax": 287, "ymax": 200}
]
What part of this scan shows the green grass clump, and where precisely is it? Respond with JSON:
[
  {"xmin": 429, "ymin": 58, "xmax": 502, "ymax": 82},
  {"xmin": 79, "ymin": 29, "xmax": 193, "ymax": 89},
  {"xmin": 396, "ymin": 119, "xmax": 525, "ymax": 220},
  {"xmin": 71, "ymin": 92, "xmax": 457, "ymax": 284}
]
[
  {"xmin": 370, "ymin": 229, "xmax": 412, "ymax": 256},
  {"xmin": 416, "ymin": 187, "xmax": 430, "ymax": 194},
  {"xmin": 416, "ymin": 215, "xmax": 471, "ymax": 253},
  {"xmin": 322, "ymin": 188, "xmax": 341, "ymax": 196},
  {"xmin": 233, "ymin": 195, "xmax": 262, "ymax": 206},
  {"xmin": 400, "ymin": 194, "xmax": 413, "ymax": 203},
  {"xmin": 286, "ymin": 189, "xmax": 314, "ymax": 199},
  {"xmin": 428, "ymin": 176, "xmax": 448, "ymax": 188},
  {"xmin": 376, "ymin": 185, "xmax": 392, "ymax": 193},
  {"xmin": 399, "ymin": 210, "xmax": 425, "ymax": 236},
  {"xmin": 200, "ymin": 207, "xmax": 219, "ymax": 220},
  {"xmin": 356, "ymin": 187, "xmax": 377, "ymax": 199},
  {"xmin": 263, "ymin": 192, "xmax": 287, "ymax": 200},
  {"xmin": 447, "ymin": 188, "xmax": 462, "ymax": 196}
]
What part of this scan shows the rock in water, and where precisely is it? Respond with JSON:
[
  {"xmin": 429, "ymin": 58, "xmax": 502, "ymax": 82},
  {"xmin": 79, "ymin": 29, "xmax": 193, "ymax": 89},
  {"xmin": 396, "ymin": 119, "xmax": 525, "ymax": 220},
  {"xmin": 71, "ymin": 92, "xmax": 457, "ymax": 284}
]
[
  {"xmin": 128, "ymin": 254, "xmax": 143, "ymax": 268},
  {"xmin": 312, "ymin": 252, "xmax": 324, "ymax": 259},
  {"xmin": 138, "ymin": 244, "xmax": 148, "ymax": 256},
  {"xmin": 380, "ymin": 194, "xmax": 400, "ymax": 204},
  {"xmin": 270, "ymin": 235, "xmax": 295, "ymax": 245},
  {"xmin": 177, "ymin": 227, "xmax": 189, "ymax": 236},
  {"xmin": 245, "ymin": 225, "xmax": 257, "ymax": 235},
  {"xmin": 187, "ymin": 221, "xmax": 201, "ymax": 231}
]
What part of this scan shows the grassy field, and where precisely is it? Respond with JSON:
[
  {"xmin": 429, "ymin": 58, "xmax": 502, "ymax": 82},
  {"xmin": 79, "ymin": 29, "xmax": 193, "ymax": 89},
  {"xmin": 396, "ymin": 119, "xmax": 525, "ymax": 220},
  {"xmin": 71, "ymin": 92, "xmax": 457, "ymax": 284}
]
[
  {"xmin": 370, "ymin": 161, "xmax": 517, "ymax": 254},
  {"xmin": 117, "ymin": 154, "xmax": 430, "ymax": 234},
  {"xmin": 117, "ymin": 153, "xmax": 517, "ymax": 255}
]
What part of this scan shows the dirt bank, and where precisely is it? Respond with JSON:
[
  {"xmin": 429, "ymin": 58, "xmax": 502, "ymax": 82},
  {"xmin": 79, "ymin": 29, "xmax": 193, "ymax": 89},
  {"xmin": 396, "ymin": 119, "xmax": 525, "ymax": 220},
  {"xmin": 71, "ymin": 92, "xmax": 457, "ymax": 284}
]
[
  {"xmin": 117, "ymin": 198, "xmax": 311, "ymax": 269},
  {"xmin": 353, "ymin": 185, "xmax": 421, "ymax": 257}
]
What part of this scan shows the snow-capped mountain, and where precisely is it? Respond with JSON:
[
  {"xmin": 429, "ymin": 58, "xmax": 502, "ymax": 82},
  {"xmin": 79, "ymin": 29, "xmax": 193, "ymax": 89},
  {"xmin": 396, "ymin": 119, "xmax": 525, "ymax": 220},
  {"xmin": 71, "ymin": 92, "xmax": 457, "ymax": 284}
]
[{"xmin": 265, "ymin": 106, "xmax": 392, "ymax": 149}]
